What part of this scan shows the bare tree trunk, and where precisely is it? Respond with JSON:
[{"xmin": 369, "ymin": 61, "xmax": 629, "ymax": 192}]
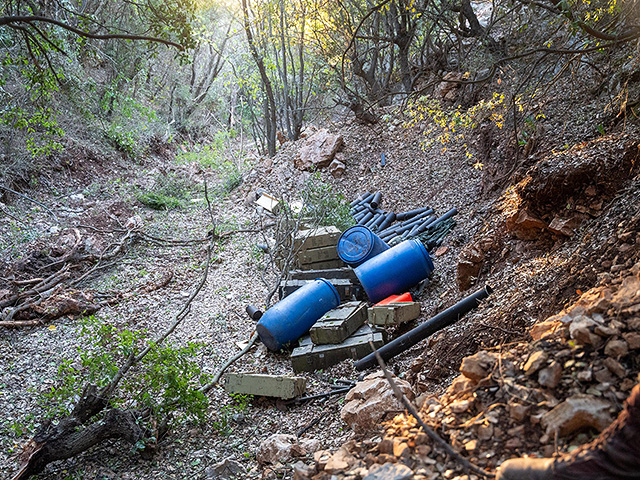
[{"xmin": 242, "ymin": 0, "xmax": 277, "ymax": 157}]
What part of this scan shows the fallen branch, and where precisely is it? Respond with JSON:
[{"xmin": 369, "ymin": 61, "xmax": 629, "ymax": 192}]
[
  {"xmin": 370, "ymin": 342, "xmax": 494, "ymax": 479},
  {"xmin": 0, "ymin": 185, "xmax": 59, "ymax": 222},
  {"xmin": 201, "ymin": 331, "xmax": 259, "ymax": 393}
]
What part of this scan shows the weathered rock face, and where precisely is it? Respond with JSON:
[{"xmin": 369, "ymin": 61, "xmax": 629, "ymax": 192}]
[
  {"xmin": 459, "ymin": 351, "xmax": 498, "ymax": 382},
  {"xmin": 548, "ymin": 215, "xmax": 584, "ymax": 237},
  {"xmin": 340, "ymin": 372, "xmax": 414, "ymax": 432},
  {"xmin": 294, "ymin": 129, "xmax": 343, "ymax": 171},
  {"xmin": 256, "ymin": 434, "xmax": 320, "ymax": 465},
  {"xmin": 456, "ymin": 244, "xmax": 484, "ymax": 291},
  {"xmin": 329, "ymin": 157, "xmax": 346, "ymax": 178},
  {"xmin": 364, "ymin": 462, "xmax": 413, "ymax": 480},
  {"xmin": 505, "ymin": 209, "xmax": 547, "ymax": 240},
  {"xmin": 438, "ymin": 72, "xmax": 464, "ymax": 101}
]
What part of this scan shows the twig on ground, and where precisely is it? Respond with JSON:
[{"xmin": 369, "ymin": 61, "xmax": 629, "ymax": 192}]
[
  {"xmin": 0, "ymin": 185, "xmax": 59, "ymax": 222},
  {"xmin": 370, "ymin": 341, "xmax": 495, "ymax": 479},
  {"xmin": 201, "ymin": 331, "xmax": 259, "ymax": 393}
]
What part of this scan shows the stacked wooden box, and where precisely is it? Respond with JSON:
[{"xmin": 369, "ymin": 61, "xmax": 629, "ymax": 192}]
[
  {"xmin": 293, "ymin": 226, "xmax": 345, "ymax": 270},
  {"xmin": 291, "ymin": 302, "xmax": 385, "ymax": 372}
]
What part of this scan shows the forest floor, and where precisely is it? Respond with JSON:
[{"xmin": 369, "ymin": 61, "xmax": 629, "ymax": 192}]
[{"xmin": 0, "ymin": 101, "xmax": 639, "ymax": 480}]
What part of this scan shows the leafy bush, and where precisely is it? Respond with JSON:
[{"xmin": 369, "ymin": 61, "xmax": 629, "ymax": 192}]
[
  {"xmin": 177, "ymin": 131, "xmax": 245, "ymax": 197},
  {"xmin": 300, "ymin": 173, "xmax": 354, "ymax": 231},
  {"xmin": 41, "ymin": 316, "xmax": 211, "ymax": 426},
  {"xmin": 212, "ymin": 393, "xmax": 252, "ymax": 436},
  {"xmin": 136, "ymin": 173, "xmax": 194, "ymax": 210}
]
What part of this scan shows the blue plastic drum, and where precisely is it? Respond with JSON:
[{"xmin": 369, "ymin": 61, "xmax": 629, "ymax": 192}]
[
  {"xmin": 256, "ymin": 279, "xmax": 340, "ymax": 351},
  {"xmin": 354, "ymin": 239, "xmax": 434, "ymax": 303},
  {"xmin": 337, "ymin": 225, "xmax": 390, "ymax": 267}
]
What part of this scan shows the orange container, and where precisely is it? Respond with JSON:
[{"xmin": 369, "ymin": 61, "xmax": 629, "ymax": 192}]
[{"xmin": 374, "ymin": 292, "xmax": 413, "ymax": 306}]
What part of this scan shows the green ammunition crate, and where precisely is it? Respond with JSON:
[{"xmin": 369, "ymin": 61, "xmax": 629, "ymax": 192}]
[
  {"xmin": 310, "ymin": 302, "xmax": 367, "ymax": 345},
  {"xmin": 279, "ymin": 279, "xmax": 363, "ymax": 302},
  {"xmin": 290, "ymin": 268, "xmax": 358, "ymax": 282},
  {"xmin": 297, "ymin": 245, "xmax": 339, "ymax": 265},
  {"xmin": 293, "ymin": 226, "xmax": 341, "ymax": 250},
  {"xmin": 299, "ymin": 258, "xmax": 345, "ymax": 271},
  {"xmin": 291, "ymin": 324, "xmax": 385, "ymax": 372},
  {"xmin": 223, "ymin": 373, "xmax": 306, "ymax": 400},
  {"xmin": 368, "ymin": 302, "xmax": 421, "ymax": 326}
]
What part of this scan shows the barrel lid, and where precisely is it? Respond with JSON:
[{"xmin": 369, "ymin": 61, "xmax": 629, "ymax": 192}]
[{"xmin": 337, "ymin": 226, "xmax": 375, "ymax": 264}]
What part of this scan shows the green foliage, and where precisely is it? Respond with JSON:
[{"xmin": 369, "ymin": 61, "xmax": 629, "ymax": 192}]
[
  {"xmin": 102, "ymin": 76, "xmax": 161, "ymax": 159},
  {"xmin": 136, "ymin": 173, "xmax": 194, "ymax": 210},
  {"xmin": 212, "ymin": 393, "xmax": 252, "ymax": 436},
  {"xmin": 177, "ymin": 131, "xmax": 244, "ymax": 196},
  {"xmin": 41, "ymin": 316, "xmax": 210, "ymax": 426},
  {"xmin": 406, "ymin": 92, "xmax": 506, "ymax": 167},
  {"xmin": 299, "ymin": 173, "xmax": 355, "ymax": 231},
  {"xmin": 0, "ymin": 55, "xmax": 64, "ymax": 159}
]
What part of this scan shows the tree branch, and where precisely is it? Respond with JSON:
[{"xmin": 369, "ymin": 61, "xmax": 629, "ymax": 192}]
[{"xmin": 0, "ymin": 15, "xmax": 185, "ymax": 49}]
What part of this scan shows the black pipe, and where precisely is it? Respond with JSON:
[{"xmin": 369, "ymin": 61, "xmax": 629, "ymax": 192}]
[
  {"xmin": 350, "ymin": 192, "xmax": 372, "ymax": 207},
  {"xmin": 354, "ymin": 286, "xmax": 493, "ymax": 370},
  {"xmin": 395, "ymin": 211, "xmax": 435, "ymax": 234},
  {"xmin": 364, "ymin": 213, "xmax": 383, "ymax": 229},
  {"xmin": 246, "ymin": 305, "xmax": 263, "ymax": 321},
  {"xmin": 354, "ymin": 211, "xmax": 368, "ymax": 222},
  {"xmin": 411, "ymin": 216, "xmax": 439, "ymax": 237},
  {"xmin": 378, "ymin": 224, "xmax": 399, "ymax": 238},
  {"xmin": 426, "ymin": 207, "xmax": 458, "ymax": 228},
  {"xmin": 357, "ymin": 192, "xmax": 376, "ymax": 207},
  {"xmin": 395, "ymin": 206, "xmax": 430, "ymax": 221},
  {"xmin": 377, "ymin": 212, "xmax": 396, "ymax": 232},
  {"xmin": 370, "ymin": 192, "xmax": 382, "ymax": 209},
  {"xmin": 358, "ymin": 212, "xmax": 374, "ymax": 225},
  {"xmin": 371, "ymin": 212, "xmax": 387, "ymax": 230},
  {"xmin": 350, "ymin": 204, "xmax": 367, "ymax": 214}
]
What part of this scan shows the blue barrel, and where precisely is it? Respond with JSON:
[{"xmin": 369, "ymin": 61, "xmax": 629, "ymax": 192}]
[
  {"xmin": 256, "ymin": 279, "xmax": 340, "ymax": 351},
  {"xmin": 337, "ymin": 225, "xmax": 390, "ymax": 267},
  {"xmin": 354, "ymin": 239, "xmax": 434, "ymax": 303}
]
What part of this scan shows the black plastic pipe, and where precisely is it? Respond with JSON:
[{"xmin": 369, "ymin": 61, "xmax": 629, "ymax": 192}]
[
  {"xmin": 365, "ymin": 213, "xmax": 383, "ymax": 228},
  {"xmin": 377, "ymin": 212, "xmax": 396, "ymax": 231},
  {"xmin": 246, "ymin": 305, "xmax": 263, "ymax": 321},
  {"xmin": 354, "ymin": 285, "xmax": 493, "ymax": 370},
  {"xmin": 395, "ymin": 211, "xmax": 435, "ymax": 233},
  {"xmin": 358, "ymin": 212, "xmax": 374, "ymax": 225},
  {"xmin": 350, "ymin": 204, "xmax": 367, "ymax": 214},
  {"xmin": 396, "ymin": 206, "xmax": 430, "ymax": 221},
  {"xmin": 429, "ymin": 207, "xmax": 458, "ymax": 227},
  {"xmin": 370, "ymin": 192, "xmax": 382, "ymax": 209},
  {"xmin": 372, "ymin": 212, "xmax": 387, "ymax": 230},
  {"xmin": 350, "ymin": 192, "xmax": 372, "ymax": 207},
  {"xmin": 354, "ymin": 211, "xmax": 368, "ymax": 222}
]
